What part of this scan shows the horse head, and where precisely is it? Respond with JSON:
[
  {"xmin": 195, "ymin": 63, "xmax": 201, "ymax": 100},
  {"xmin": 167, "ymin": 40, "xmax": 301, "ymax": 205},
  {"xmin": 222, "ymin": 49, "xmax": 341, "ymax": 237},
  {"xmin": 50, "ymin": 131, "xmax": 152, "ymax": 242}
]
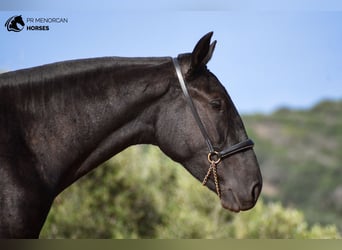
[{"xmin": 157, "ymin": 32, "xmax": 262, "ymax": 212}]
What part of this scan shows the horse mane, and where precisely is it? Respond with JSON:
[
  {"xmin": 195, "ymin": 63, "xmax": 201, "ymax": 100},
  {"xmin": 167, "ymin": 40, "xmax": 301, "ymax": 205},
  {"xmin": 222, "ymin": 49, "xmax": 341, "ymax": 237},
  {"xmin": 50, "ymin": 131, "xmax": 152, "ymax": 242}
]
[
  {"xmin": 0, "ymin": 57, "xmax": 171, "ymax": 115},
  {"xmin": 0, "ymin": 56, "xmax": 171, "ymax": 88}
]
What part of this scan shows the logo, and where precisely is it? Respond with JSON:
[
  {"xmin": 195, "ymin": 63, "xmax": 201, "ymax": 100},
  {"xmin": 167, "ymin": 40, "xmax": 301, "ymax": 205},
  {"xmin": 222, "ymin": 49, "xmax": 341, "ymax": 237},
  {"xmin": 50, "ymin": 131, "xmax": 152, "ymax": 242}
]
[
  {"xmin": 5, "ymin": 15, "xmax": 25, "ymax": 32},
  {"xmin": 4, "ymin": 15, "xmax": 68, "ymax": 32}
]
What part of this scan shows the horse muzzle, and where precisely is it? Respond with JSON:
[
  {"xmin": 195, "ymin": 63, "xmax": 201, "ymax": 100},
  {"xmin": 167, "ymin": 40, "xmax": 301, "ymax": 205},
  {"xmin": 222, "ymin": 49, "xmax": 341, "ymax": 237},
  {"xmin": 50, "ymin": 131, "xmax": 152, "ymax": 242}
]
[{"xmin": 220, "ymin": 181, "xmax": 262, "ymax": 212}]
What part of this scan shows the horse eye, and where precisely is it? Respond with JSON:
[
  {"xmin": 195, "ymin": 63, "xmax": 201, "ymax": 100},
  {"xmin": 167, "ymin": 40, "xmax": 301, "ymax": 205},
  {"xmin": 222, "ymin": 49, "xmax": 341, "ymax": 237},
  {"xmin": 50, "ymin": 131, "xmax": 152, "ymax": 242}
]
[{"xmin": 209, "ymin": 99, "xmax": 222, "ymax": 111}]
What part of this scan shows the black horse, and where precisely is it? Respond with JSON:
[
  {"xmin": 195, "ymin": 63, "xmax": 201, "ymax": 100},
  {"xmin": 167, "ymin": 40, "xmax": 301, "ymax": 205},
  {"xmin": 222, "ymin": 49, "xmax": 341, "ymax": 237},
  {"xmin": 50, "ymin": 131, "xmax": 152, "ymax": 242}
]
[
  {"xmin": 0, "ymin": 32, "xmax": 262, "ymax": 238},
  {"xmin": 5, "ymin": 15, "xmax": 25, "ymax": 32}
]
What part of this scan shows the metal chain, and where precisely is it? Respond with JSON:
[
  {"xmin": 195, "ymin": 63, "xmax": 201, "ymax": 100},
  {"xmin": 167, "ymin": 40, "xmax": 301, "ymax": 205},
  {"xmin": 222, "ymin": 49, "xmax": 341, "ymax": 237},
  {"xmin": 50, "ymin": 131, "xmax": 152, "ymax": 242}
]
[{"xmin": 202, "ymin": 162, "xmax": 221, "ymax": 199}]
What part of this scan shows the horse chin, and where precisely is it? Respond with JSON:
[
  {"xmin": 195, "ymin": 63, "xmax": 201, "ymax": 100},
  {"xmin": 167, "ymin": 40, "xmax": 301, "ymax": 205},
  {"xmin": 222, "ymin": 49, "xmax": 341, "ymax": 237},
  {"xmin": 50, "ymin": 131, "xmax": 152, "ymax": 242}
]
[
  {"xmin": 220, "ymin": 189, "xmax": 241, "ymax": 213},
  {"xmin": 220, "ymin": 189, "xmax": 258, "ymax": 213}
]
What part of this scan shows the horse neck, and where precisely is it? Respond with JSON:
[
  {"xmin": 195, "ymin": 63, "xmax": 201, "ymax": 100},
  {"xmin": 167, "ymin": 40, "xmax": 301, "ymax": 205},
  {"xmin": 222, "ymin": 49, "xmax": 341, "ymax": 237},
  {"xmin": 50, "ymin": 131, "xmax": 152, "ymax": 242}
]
[{"xmin": 17, "ymin": 57, "xmax": 173, "ymax": 194}]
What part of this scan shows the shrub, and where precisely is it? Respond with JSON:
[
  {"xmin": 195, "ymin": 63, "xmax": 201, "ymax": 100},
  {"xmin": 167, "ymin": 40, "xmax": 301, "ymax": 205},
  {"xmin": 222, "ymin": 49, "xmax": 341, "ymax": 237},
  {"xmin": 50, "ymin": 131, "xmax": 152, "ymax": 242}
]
[{"xmin": 41, "ymin": 146, "xmax": 341, "ymax": 239}]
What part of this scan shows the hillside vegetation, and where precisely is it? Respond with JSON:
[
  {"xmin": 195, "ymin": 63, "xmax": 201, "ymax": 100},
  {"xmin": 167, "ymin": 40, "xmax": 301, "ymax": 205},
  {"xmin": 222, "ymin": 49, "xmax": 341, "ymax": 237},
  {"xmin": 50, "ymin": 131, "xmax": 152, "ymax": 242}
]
[
  {"xmin": 244, "ymin": 99, "xmax": 342, "ymax": 232},
  {"xmin": 40, "ymin": 100, "xmax": 342, "ymax": 238}
]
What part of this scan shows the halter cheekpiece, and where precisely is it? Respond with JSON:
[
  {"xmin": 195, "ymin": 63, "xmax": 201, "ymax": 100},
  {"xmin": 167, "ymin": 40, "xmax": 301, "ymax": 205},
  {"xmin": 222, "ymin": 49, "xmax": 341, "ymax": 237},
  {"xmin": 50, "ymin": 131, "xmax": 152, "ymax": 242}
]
[{"xmin": 172, "ymin": 58, "xmax": 255, "ymax": 198}]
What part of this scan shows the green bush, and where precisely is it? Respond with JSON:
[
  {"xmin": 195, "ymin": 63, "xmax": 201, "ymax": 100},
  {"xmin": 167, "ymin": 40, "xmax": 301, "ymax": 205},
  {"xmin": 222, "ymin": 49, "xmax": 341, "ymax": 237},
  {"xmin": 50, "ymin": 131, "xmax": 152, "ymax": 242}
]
[
  {"xmin": 40, "ymin": 145, "xmax": 340, "ymax": 239},
  {"xmin": 232, "ymin": 201, "xmax": 340, "ymax": 239}
]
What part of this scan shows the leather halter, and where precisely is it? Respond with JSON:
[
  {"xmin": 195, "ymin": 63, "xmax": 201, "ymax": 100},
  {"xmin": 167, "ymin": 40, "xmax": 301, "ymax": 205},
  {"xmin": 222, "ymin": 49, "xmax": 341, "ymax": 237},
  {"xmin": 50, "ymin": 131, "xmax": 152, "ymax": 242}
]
[{"xmin": 172, "ymin": 58, "xmax": 254, "ymax": 197}]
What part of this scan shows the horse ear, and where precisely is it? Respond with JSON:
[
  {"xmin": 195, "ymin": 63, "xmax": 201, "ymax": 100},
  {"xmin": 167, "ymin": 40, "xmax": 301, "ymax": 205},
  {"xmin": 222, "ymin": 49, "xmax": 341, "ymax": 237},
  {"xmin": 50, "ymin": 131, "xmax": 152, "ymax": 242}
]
[
  {"xmin": 188, "ymin": 32, "xmax": 217, "ymax": 76},
  {"xmin": 203, "ymin": 40, "xmax": 217, "ymax": 65}
]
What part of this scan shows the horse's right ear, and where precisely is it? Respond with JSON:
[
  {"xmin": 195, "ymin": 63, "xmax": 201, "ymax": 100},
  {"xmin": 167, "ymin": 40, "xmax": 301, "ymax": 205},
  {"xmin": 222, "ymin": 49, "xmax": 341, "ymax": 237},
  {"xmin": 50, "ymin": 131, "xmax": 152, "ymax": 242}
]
[{"xmin": 188, "ymin": 32, "xmax": 216, "ymax": 76}]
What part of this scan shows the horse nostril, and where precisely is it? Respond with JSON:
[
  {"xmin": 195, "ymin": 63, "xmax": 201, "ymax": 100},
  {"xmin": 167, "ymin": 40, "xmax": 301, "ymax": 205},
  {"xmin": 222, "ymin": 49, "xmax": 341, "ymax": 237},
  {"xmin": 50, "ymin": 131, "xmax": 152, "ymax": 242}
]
[{"xmin": 251, "ymin": 182, "xmax": 262, "ymax": 202}]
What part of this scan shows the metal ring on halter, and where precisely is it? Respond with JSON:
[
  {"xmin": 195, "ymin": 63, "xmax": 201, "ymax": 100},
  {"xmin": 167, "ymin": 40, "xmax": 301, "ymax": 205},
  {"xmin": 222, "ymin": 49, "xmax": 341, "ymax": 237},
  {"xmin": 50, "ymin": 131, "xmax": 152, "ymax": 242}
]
[{"xmin": 208, "ymin": 151, "xmax": 221, "ymax": 165}]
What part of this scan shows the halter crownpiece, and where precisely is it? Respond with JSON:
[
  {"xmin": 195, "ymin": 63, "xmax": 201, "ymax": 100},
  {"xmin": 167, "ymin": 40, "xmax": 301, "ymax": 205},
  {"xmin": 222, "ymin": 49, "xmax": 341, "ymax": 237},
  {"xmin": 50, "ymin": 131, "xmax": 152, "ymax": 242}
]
[{"xmin": 172, "ymin": 57, "xmax": 255, "ymax": 198}]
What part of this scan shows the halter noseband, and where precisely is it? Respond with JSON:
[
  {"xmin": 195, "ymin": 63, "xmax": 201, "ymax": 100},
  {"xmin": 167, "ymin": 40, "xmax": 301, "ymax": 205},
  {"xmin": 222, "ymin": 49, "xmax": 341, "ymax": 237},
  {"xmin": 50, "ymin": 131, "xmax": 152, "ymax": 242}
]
[{"xmin": 172, "ymin": 58, "xmax": 254, "ymax": 198}]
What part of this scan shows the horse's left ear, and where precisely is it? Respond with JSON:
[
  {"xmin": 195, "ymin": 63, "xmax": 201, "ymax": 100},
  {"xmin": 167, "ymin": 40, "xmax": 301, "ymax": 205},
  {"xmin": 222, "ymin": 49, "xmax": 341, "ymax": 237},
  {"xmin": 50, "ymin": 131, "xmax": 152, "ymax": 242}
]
[{"xmin": 188, "ymin": 32, "xmax": 217, "ymax": 76}]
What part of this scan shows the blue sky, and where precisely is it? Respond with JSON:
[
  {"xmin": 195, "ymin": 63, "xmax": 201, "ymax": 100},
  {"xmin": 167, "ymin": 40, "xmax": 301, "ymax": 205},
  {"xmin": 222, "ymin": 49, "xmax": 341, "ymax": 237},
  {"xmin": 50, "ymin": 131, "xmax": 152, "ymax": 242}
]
[{"xmin": 1, "ymin": 1, "xmax": 342, "ymax": 114}]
